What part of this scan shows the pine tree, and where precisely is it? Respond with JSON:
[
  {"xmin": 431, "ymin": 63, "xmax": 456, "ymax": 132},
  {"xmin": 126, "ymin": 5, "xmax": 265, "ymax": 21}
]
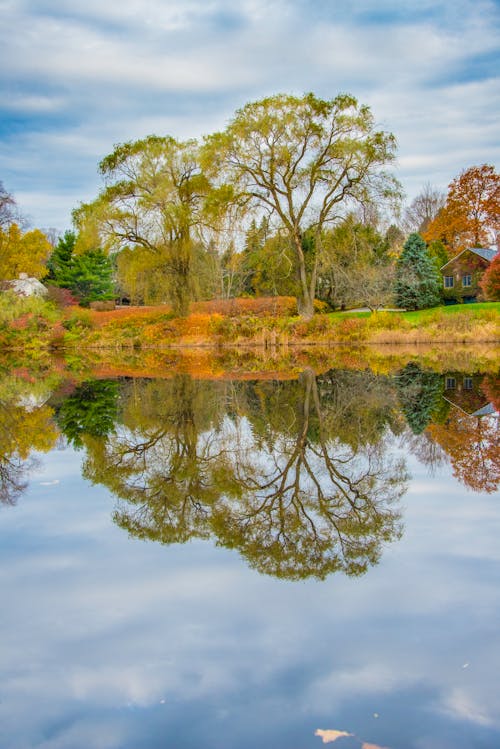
[
  {"xmin": 46, "ymin": 230, "xmax": 76, "ymax": 283},
  {"xmin": 394, "ymin": 233, "xmax": 441, "ymax": 310},
  {"xmin": 58, "ymin": 249, "xmax": 114, "ymax": 306}
]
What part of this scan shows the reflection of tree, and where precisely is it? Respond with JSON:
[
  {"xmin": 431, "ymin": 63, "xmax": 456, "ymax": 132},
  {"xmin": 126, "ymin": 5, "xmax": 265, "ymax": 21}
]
[
  {"xmin": 0, "ymin": 400, "xmax": 58, "ymax": 505},
  {"xmin": 55, "ymin": 380, "xmax": 119, "ymax": 447},
  {"xmin": 427, "ymin": 409, "xmax": 500, "ymax": 493},
  {"xmin": 214, "ymin": 369, "xmax": 407, "ymax": 579},
  {"xmin": 396, "ymin": 363, "xmax": 444, "ymax": 434},
  {"xmin": 82, "ymin": 372, "xmax": 408, "ymax": 580}
]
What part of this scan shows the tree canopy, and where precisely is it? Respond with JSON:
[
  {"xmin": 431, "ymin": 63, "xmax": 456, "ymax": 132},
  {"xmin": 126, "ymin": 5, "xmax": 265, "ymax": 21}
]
[
  {"xmin": 394, "ymin": 233, "xmax": 441, "ymax": 310},
  {"xmin": 202, "ymin": 92, "xmax": 400, "ymax": 318},
  {"xmin": 0, "ymin": 223, "xmax": 52, "ymax": 280},
  {"xmin": 423, "ymin": 164, "xmax": 500, "ymax": 254},
  {"xmin": 74, "ymin": 135, "xmax": 211, "ymax": 315}
]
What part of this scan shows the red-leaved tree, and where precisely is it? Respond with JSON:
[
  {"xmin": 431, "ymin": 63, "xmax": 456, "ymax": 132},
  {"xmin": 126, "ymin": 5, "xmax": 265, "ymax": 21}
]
[{"xmin": 480, "ymin": 253, "xmax": 500, "ymax": 300}]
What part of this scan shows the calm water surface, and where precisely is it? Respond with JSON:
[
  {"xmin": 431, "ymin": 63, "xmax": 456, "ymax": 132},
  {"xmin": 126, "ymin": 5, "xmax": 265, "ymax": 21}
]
[{"xmin": 0, "ymin": 364, "xmax": 499, "ymax": 749}]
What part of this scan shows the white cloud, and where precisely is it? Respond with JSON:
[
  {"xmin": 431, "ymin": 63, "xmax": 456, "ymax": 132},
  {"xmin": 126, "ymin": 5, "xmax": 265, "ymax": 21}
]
[{"xmin": 0, "ymin": 0, "xmax": 498, "ymax": 228}]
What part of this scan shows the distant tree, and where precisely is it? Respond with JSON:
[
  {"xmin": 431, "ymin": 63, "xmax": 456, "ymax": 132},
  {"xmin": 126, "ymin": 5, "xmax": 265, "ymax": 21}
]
[
  {"xmin": 0, "ymin": 181, "xmax": 22, "ymax": 229},
  {"xmin": 394, "ymin": 233, "xmax": 441, "ymax": 310},
  {"xmin": 385, "ymin": 224, "xmax": 405, "ymax": 256},
  {"xmin": 0, "ymin": 223, "xmax": 52, "ymax": 280},
  {"xmin": 318, "ymin": 215, "xmax": 394, "ymax": 310},
  {"xmin": 423, "ymin": 164, "xmax": 500, "ymax": 254},
  {"xmin": 427, "ymin": 239, "xmax": 449, "ymax": 272},
  {"xmin": 479, "ymin": 253, "xmax": 500, "ymax": 301},
  {"xmin": 203, "ymin": 93, "xmax": 400, "ymax": 319},
  {"xmin": 404, "ymin": 183, "xmax": 446, "ymax": 234}
]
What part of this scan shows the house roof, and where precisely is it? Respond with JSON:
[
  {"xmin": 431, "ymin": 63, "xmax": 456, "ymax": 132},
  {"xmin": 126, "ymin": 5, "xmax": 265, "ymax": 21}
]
[{"xmin": 441, "ymin": 247, "xmax": 498, "ymax": 270}]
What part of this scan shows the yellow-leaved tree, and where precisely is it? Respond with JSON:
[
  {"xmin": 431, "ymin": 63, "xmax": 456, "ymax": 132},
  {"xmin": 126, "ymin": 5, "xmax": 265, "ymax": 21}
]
[{"xmin": 0, "ymin": 223, "xmax": 52, "ymax": 280}]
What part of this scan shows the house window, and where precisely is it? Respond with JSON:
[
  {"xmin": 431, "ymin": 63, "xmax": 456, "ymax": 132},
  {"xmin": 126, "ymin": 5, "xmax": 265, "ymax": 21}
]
[
  {"xmin": 463, "ymin": 377, "xmax": 473, "ymax": 390},
  {"xmin": 462, "ymin": 274, "xmax": 472, "ymax": 287},
  {"xmin": 444, "ymin": 276, "xmax": 454, "ymax": 288},
  {"xmin": 446, "ymin": 377, "xmax": 456, "ymax": 390}
]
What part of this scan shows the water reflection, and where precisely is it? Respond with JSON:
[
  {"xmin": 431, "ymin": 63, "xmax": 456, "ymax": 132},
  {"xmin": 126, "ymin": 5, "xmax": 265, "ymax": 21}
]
[
  {"xmin": 74, "ymin": 370, "xmax": 407, "ymax": 580},
  {"xmin": 0, "ymin": 362, "xmax": 498, "ymax": 577},
  {"xmin": 0, "ymin": 368, "xmax": 58, "ymax": 504}
]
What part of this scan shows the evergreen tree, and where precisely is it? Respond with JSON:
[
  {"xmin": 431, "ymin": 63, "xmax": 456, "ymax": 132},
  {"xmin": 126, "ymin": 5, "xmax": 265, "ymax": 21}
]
[
  {"xmin": 394, "ymin": 233, "xmax": 441, "ymax": 310},
  {"xmin": 396, "ymin": 363, "xmax": 443, "ymax": 434},
  {"xmin": 46, "ymin": 230, "xmax": 76, "ymax": 283},
  {"xmin": 56, "ymin": 380, "xmax": 119, "ymax": 448},
  {"xmin": 57, "ymin": 248, "xmax": 114, "ymax": 306}
]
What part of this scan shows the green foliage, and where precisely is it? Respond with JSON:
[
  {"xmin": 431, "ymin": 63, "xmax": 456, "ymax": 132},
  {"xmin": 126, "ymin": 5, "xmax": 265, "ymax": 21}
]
[
  {"xmin": 317, "ymin": 215, "xmax": 395, "ymax": 310},
  {"xmin": 394, "ymin": 233, "xmax": 441, "ymax": 310},
  {"xmin": 396, "ymin": 362, "xmax": 444, "ymax": 434},
  {"xmin": 57, "ymin": 249, "xmax": 114, "ymax": 307},
  {"xmin": 427, "ymin": 239, "xmax": 449, "ymax": 272},
  {"xmin": 56, "ymin": 379, "xmax": 119, "ymax": 448},
  {"xmin": 203, "ymin": 92, "xmax": 400, "ymax": 318},
  {"xmin": 0, "ymin": 292, "xmax": 59, "ymax": 326},
  {"xmin": 46, "ymin": 230, "xmax": 76, "ymax": 283},
  {"xmin": 75, "ymin": 135, "xmax": 211, "ymax": 316}
]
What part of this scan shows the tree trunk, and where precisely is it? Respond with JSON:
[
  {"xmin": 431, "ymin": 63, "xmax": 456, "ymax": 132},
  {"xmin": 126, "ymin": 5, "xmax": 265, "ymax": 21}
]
[{"xmin": 292, "ymin": 230, "xmax": 315, "ymax": 320}]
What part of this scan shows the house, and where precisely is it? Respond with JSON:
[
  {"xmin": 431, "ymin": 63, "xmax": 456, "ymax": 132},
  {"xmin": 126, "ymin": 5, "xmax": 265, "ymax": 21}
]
[
  {"xmin": 440, "ymin": 247, "xmax": 497, "ymax": 303},
  {"xmin": 4, "ymin": 273, "xmax": 48, "ymax": 298},
  {"xmin": 443, "ymin": 372, "xmax": 493, "ymax": 416}
]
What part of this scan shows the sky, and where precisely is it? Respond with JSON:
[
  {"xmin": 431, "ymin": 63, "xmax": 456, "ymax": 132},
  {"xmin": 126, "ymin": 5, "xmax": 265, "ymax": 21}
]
[{"xmin": 1, "ymin": 0, "xmax": 499, "ymax": 232}]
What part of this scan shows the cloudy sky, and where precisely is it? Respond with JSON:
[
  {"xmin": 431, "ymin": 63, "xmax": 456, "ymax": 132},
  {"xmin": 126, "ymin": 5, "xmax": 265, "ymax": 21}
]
[{"xmin": 1, "ymin": 0, "xmax": 499, "ymax": 231}]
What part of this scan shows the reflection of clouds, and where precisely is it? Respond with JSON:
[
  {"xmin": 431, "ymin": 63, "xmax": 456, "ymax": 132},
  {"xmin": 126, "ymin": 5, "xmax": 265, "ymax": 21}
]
[
  {"xmin": 439, "ymin": 687, "xmax": 496, "ymax": 728},
  {"xmin": 1, "ymin": 442, "xmax": 500, "ymax": 747},
  {"xmin": 315, "ymin": 728, "xmax": 389, "ymax": 748},
  {"xmin": 315, "ymin": 728, "xmax": 352, "ymax": 742}
]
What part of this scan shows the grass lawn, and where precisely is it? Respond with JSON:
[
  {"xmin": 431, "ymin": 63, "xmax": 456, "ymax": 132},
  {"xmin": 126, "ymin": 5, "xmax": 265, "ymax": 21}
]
[{"xmin": 328, "ymin": 302, "xmax": 500, "ymax": 323}]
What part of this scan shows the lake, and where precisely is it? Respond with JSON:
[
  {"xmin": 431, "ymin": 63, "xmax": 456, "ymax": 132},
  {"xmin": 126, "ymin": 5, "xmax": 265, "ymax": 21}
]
[{"xmin": 0, "ymin": 359, "xmax": 499, "ymax": 749}]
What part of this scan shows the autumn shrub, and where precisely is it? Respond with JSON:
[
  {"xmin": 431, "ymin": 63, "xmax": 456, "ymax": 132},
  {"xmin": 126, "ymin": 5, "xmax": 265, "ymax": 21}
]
[
  {"xmin": 304, "ymin": 314, "xmax": 332, "ymax": 336},
  {"xmin": 366, "ymin": 311, "xmax": 406, "ymax": 331},
  {"xmin": 480, "ymin": 254, "xmax": 500, "ymax": 301},
  {"xmin": 89, "ymin": 300, "xmax": 116, "ymax": 312},
  {"xmin": 62, "ymin": 308, "xmax": 95, "ymax": 331},
  {"xmin": 193, "ymin": 296, "xmax": 297, "ymax": 317},
  {"xmin": 46, "ymin": 285, "xmax": 78, "ymax": 308},
  {"xmin": 333, "ymin": 317, "xmax": 368, "ymax": 342},
  {"xmin": 0, "ymin": 292, "xmax": 59, "ymax": 326}
]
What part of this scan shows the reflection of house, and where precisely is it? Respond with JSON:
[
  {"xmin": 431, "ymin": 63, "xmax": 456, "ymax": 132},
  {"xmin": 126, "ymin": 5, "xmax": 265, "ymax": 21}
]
[
  {"xmin": 4, "ymin": 273, "xmax": 48, "ymax": 297},
  {"xmin": 443, "ymin": 372, "xmax": 493, "ymax": 416},
  {"xmin": 440, "ymin": 247, "xmax": 497, "ymax": 303}
]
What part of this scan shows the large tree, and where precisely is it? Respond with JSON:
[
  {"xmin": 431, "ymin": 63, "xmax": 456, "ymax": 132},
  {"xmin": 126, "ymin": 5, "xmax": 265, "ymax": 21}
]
[
  {"xmin": 423, "ymin": 164, "xmax": 500, "ymax": 254},
  {"xmin": 74, "ymin": 135, "xmax": 210, "ymax": 316},
  {"xmin": 202, "ymin": 93, "xmax": 400, "ymax": 318}
]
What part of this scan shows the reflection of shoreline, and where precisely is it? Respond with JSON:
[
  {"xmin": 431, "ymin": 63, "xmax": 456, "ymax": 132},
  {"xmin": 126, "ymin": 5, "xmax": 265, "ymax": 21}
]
[{"xmin": 1, "ymin": 365, "xmax": 498, "ymax": 515}]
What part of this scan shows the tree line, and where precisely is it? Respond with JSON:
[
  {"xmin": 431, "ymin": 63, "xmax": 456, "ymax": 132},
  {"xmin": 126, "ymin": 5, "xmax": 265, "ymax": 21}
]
[{"xmin": 1, "ymin": 93, "xmax": 499, "ymax": 315}]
